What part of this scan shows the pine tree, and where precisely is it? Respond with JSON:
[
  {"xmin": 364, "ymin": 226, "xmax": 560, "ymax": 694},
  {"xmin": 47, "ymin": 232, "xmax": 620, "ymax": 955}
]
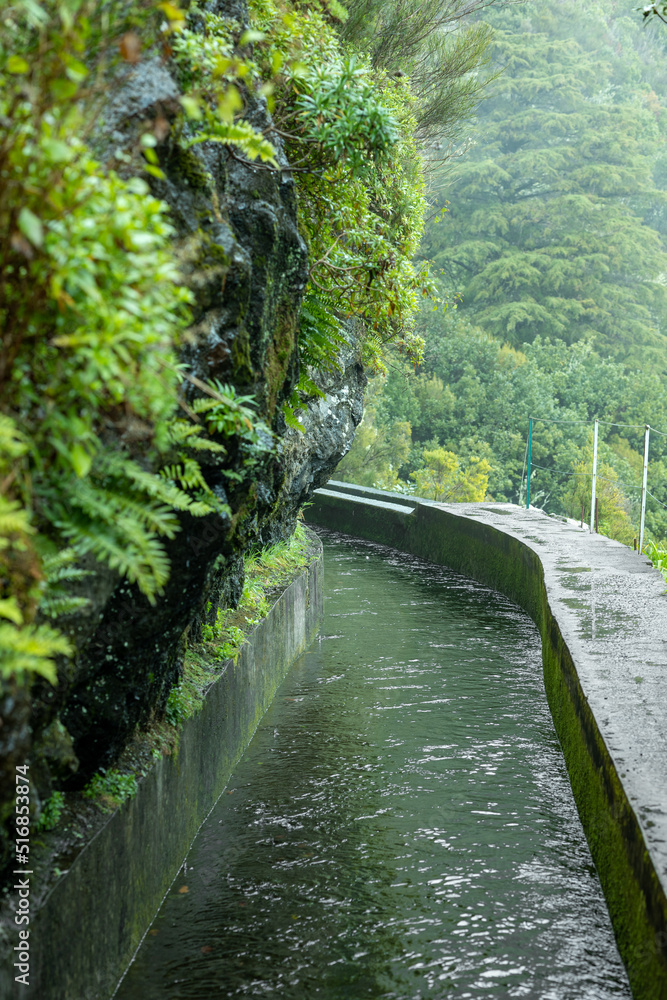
[{"xmin": 423, "ymin": 0, "xmax": 667, "ymax": 364}]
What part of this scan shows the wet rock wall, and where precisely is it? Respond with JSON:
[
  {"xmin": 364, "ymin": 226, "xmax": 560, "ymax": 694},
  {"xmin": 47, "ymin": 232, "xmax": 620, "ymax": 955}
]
[{"xmin": 0, "ymin": 0, "xmax": 365, "ymax": 876}]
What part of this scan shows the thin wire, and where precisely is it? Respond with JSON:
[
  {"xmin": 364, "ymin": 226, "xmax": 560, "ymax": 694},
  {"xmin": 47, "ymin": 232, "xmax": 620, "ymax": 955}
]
[
  {"xmin": 646, "ymin": 489, "xmax": 667, "ymax": 511},
  {"xmin": 529, "ymin": 464, "xmax": 590, "ymax": 482},
  {"xmin": 530, "ymin": 415, "xmax": 667, "ymax": 437},
  {"xmin": 597, "ymin": 420, "xmax": 647, "ymax": 429},
  {"xmin": 529, "ymin": 463, "xmax": 643, "ymax": 494},
  {"xmin": 595, "ymin": 475, "xmax": 642, "ymax": 492}
]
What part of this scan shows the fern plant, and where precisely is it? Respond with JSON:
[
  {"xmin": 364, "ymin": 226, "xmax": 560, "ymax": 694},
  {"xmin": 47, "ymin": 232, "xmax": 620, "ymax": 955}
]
[
  {"xmin": 172, "ymin": 11, "xmax": 277, "ymax": 164},
  {"xmin": 0, "ymin": 417, "xmax": 71, "ymax": 683},
  {"xmin": 284, "ymin": 293, "xmax": 349, "ymax": 429},
  {"xmin": 38, "ymin": 549, "xmax": 91, "ymax": 620},
  {"xmin": 0, "ymin": 2, "xmax": 280, "ymax": 687}
]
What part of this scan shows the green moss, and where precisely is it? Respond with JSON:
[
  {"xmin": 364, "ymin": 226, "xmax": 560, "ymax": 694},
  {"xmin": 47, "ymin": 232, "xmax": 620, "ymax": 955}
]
[
  {"xmin": 265, "ymin": 306, "xmax": 297, "ymax": 416},
  {"xmin": 231, "ymin": 326, "xmax": 254, "ymax": 381},
  {"xmin": 164, "ymin": 142, "xmax": 212, "ymax": 192},
  {"xmin": 542, "ymin": 631, "xmax": 667, "ymax": 998}
]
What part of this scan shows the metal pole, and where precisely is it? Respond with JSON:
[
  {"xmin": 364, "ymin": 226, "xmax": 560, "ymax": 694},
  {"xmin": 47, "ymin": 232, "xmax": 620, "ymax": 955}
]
[
  {"xmin": 526, "ymin": 418, "xmax": 533, "ymax": 509},
  {"xmin": 590, "ymin": 418, "xmax": 598, "ymax": 534},
  {"xmin": 639, "ymin": 424, "xmax": 650, "ymax": 554}
]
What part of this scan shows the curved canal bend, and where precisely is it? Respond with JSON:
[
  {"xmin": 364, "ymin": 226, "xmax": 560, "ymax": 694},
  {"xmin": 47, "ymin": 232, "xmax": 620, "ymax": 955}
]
[{"xmin": 116, "ymin": 531, "xmax": 631, "ymax": 999}]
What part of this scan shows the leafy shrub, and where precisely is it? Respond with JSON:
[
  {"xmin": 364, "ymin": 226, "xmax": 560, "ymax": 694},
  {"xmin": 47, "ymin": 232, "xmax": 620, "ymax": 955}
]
[
  {"xmin": 411, "ymin": 448, "xmax": 491, "ymax": 502},
  {"xmin": 36, "ymin": 791, "xmax": 65, "ymax": 833},
  {"xmin": 83, "ymin": 768, "xmax": 138, "ymax": 812},
  {"xmin": 171, "ymin": 11, "xmax": 277, "ymax": 163},
  {"xmin": 249, "ymin": 0, "xmax": 432, "ymax": 373},
  {"xmin": 646, "ymin": 541, "xmax": 667, "ymax": 583},
  {"xmin": 165, "ymin": 682, "xmax": 202, "ymax": 726},
  {"xmin": 0, "ymin": 1, "xmax": 273, "ymax": 686}
]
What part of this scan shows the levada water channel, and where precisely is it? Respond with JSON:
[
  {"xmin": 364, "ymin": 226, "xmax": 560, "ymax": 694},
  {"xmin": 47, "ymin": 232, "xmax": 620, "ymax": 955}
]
[{"xmin": 115, "ymin": 530, "xmax": 632, "ymax": 1000}]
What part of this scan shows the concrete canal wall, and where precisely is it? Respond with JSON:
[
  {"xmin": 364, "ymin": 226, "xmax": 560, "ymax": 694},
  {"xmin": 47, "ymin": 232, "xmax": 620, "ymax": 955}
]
[
  {"xmin": 0, "ymin": 538, "xmax": 323, "ymax": 1000},
  {"xmin": 306, "ymin": 482, "xmax": 667, "ymax": 1000}
]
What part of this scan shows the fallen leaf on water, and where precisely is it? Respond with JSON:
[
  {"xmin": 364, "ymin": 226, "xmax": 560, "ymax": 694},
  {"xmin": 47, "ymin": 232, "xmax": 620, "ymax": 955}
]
[{"xmin": 178, "ymin": 885, "xmax": 189, "ymax": 894}]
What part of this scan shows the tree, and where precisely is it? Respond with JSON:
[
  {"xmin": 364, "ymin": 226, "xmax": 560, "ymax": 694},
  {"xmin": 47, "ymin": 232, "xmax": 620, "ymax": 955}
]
[
  {"xmin": 423, "ymin": 0, "xmax": 667, "ymax": 364},
  {"xmin": 340, "ymin": 0, "xmax": 498, "ymax": 146},
  {"xmin": 411, "ymin": 446, "xmax": 491, "ymax": 500}
]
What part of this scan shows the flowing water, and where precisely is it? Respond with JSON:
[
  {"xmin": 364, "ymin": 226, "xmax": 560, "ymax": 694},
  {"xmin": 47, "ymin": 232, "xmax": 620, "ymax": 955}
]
[{"xmin": 116, "ymin": 530, "xmax": 632, "ymax": 1000}]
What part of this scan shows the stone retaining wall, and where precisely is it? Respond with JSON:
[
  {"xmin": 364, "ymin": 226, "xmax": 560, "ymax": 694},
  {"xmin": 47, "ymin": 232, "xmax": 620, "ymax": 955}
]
[{"xmin": 0, "ymin": 537, "xmax": 322, "ymax": 1000}]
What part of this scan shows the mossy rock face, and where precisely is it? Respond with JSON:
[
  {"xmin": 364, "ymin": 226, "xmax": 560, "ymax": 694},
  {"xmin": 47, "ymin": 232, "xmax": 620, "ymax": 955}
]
[
  {"xmin": 163, "ymin": 143, "xmax": 213, "ymax": 193},
  {"xmin": 0, "ymin": 0, "xmax": 365, "ymax": 875}
]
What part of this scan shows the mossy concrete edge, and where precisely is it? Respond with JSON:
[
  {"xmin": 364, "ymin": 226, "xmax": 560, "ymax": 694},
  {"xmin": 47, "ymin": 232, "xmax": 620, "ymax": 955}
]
[
  {"xmin": 0, "ymin": 534, "xmax": 323, "ymax": 1000},
  {"xmin": 306, "ymin": 487, "xmax": 667, "ymax": 1000}
]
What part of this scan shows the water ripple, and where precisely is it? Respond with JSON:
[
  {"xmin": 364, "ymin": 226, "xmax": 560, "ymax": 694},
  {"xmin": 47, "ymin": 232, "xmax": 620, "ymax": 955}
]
[{"xmin": 116, "ymin": 532, "xmax": 632, "ymax": 1000}]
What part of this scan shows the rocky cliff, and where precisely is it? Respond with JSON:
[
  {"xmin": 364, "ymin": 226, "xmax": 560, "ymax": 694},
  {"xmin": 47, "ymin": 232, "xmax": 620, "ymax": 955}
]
[{"xmin": 0, "ymin": 0, "xmax": 365, "ymax": 874}]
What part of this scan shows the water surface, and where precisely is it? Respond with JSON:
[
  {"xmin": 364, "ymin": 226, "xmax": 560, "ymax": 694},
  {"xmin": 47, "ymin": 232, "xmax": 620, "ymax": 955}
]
[{"xmin": 117, "ymin": 531, "xmax": 631, "ymax": 999}]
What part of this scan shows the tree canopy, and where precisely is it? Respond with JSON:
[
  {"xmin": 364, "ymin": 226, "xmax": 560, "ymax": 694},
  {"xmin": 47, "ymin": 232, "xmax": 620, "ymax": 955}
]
[{"xmin": 423, "ymin": 0, "xmax": 667, "ymax": 365}]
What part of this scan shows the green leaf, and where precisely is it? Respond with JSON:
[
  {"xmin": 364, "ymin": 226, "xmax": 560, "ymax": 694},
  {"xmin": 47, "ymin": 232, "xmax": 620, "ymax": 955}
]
[
  {"xmin": 239, "ymin": 29, "xmax": 266, "ymax": 45},
  {"xmin": 7, "ymin": 55, "xmax": 30, "ymax": 74},
  {"xmin": 18, "ymin": 207, "xmax": 44, "ymax": 247},
  {"xmin": 50, "ymin": 77, "xmax": 78, "ymax": 101},
  {"xmin": 180, "ymin": 95, "xmax": 203, "ymax": 120},
  {"xmin": 0, "ymin": 598, "xmax": 23, "ymax": 626},
  {"xmin": 70, "ymin": 444, "xmax": 92, "ymax": 478},
  {"xmin": 143, "ymin": 164, "xmax": 166, "ymax": 180},
  {"xmin": 64, "ymin": 57, "xmax": 88, "ymax": 82},
  {"xmin": 157, "ymin": 2, "xmax": 186, "ymax": 24},
  {"xmin": 42, "ymin": 138, "xmax": 72, "ymax": 163}
]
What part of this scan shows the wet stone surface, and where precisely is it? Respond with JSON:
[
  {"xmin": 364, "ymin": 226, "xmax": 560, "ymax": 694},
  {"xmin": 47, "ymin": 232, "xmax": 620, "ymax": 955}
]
[{"xmin": 433, "ymin": 502, "xmax": 667, "ymax": 897}]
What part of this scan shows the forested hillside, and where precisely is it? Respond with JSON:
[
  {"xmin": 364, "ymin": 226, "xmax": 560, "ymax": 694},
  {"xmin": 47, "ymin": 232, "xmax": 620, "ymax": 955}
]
[{"xmin": 339, "ymin": 0, "xmax": 667, "ymax": 548}]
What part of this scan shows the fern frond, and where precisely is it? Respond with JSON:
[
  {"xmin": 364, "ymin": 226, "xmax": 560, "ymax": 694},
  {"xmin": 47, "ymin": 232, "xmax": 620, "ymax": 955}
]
[
  {"xmin": 56, "ymin": 510, "xmax": 171, "ymax": 603},
  {"xmin": 185, "ymin": 437, "xmax": 228, "ymax": 453},
  {"xmin": 97, "ymin": 451, "xmax": 198, "ymax": 514},
  {"xmin": 161, "ymin": 459, "xmax": 209, "ymax": 493},
  {"xmin": 185, "ymin": 120, "xmax": 277, "ymax": 164},
  {"xmin": 0, "ymin": 414, "xmax": 28, "ymax": 464},
  {"xmin": 282, "ymin": 400, "xmax": 305, "ymax": 432},
  {"xmin": 0, "ymin": 622, "xmax": 69, "ymax": 683},
  {"xmin": 0, "ymin": 597, "xmax": 23, "ymax": 625},
  {"xmin": 0, "ymin": 496, "xmax": 34, "ymax": 538},
  {"xmin": 40, "ymin": 595, "xmax": 91, "ymax": 619},
  {"xmin": 166, "ymin": 420, "xmax": 227, "ymax": 453},
  {"xmin": 66, "ymin": 478, "xmax": 181, "ymax": 539},
  {"xmin": 299, "ymin": 293, "xmax": 348, "ymax": 376},
  {"xmin": 41, "ymin": 548, "xmax": 90, "ymax": 586},
  {"xmin": 38, "ymin": 547, "xmax": 92, "ymax": 619}
]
